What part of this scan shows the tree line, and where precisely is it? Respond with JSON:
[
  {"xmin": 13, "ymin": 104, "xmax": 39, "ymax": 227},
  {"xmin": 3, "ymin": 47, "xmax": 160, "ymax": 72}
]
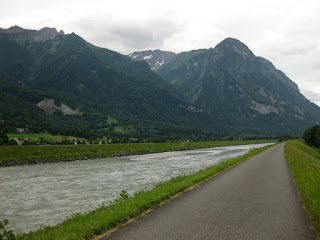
[
  {"xmin": 303, "ymin": 125, "xmax": 320, "ymax": 147},
  {"xmin": 0, "ymin": 131, "xmax": 17, "ymax": 145}
]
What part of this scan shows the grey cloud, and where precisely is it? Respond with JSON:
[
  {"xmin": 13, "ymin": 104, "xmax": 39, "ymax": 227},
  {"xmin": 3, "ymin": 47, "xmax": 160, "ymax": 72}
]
[
  {"xmin": 282, "ymin": 48, "xmax": 311, "ymax": 56},
  {"xmin": 301, "ymin": 89, "xmax": 320, "ymax": 102},
  {"xmin": 281, "ymin": 44, "xmax": 317, "ymax": 56},
  {"xmin": 73, "ymin": 15, "xmax": 183, "ymax": 54},
  {"xmin": 313, "ymin": 65, "xmax": 320, "ymax": 70},
  {"xmin": 107, "ymin": 25, "xmax": 157, "ymax": 49}
]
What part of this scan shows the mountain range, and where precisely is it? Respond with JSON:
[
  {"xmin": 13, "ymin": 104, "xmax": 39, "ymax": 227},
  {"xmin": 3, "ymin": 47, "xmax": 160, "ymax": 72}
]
[
  {"xmin": 128, "ymin": 50, "xmax": 176, "ymax": 71},
  {"xmin": 0, "ymin": 26, "xmax": 215, "ymax": 139},
  {"xmin": 0, "ymin": 25, "xmax": 319, "ymax": 139}
]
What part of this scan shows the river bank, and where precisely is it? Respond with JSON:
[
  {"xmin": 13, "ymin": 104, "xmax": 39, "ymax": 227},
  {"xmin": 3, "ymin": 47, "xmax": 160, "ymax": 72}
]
[
  {"xmin": 10, "ymin": 144, "xmax": 274, "ymax": 240},
  {"xmin": 0, "ymin": 140, "xmax": 275, "ymax": 167}
]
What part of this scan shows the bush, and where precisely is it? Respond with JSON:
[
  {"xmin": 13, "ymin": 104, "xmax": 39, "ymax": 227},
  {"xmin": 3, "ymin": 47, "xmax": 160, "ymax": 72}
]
[
  {"xmin": 0, "ymin": 219, "xmax": 15, "ymax": 240},
  {"xmin": 22, "ymin": 140, "xmax": 37, "ymax": 145},
  {"xmin": 0, "ymin": 131, "xmax": 9, "ymax": 145},
  {"xmin": 8, "ymin": 139, "xmax": 17, "ymax": 145}
]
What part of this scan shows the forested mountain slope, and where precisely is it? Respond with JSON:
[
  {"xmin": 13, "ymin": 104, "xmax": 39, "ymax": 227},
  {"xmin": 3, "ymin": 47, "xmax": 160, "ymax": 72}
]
[
  {"xmin": 0, "ymin": 26, "xmax": 218, "ymax": 138},
  {"xmin": 158, "ymin": 38, "xmax": 320, "ymax": 135}
]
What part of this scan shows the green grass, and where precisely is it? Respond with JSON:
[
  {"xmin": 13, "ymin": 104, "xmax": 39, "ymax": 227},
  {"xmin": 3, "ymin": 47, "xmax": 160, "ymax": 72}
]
[
  {"xmin": 106, "ymin": 116, "xmax": 117, "ymax": 125},
  {"xmin": 16, "ymin": 143, "xmax": 274, "ymax": 240},
  {"xmin": 113, "ymin": 125, "xmax": 134, "ymax": 134},
  {"xmin": 0, "ymin": 140, "xmax": 274, "ymax": 167},
  {"xmin": 7, "ymin": 133, "xmax": 84, "ymax": 141},
  {"xmin": 285, "ymin": 140, "xmax": 320, "ymax": 238}
]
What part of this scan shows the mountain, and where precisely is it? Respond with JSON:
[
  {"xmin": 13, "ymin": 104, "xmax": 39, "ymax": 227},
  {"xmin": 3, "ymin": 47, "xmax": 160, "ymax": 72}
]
[
  {"xmin": 157, "ymin": 38, "xmax": 320, "ymax": 135},
  {"xmin": 128, "ymin": 50, "xmax": 176, "ymax": 71},
  {"xmin": 0, "ymin": 26, "xmax": 217, "ymax": 138},
  {"xmin": 1, "ymin": 26, "xmax": 318, "ymax": 137},
  {"xmin": 0, "ymin": 76, "xmax": 96, "ymax": 135}
]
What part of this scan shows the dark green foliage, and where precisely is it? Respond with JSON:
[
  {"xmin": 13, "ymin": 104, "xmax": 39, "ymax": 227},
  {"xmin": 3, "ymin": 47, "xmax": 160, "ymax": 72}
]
[
  {"xmin": 303, "ymin": 125, "xmax": 320, "ymax": 147},
  {"xmin": 8, "ymin": 139, "xmax": 17, "ymax": 145},
  {"xmin": 0, "ymin": 131, "xmax": 8, "ymax": 145},
  {"xmin": 0, "ymin": 219, "xmax": 15, "ymax": 240},
  {"xmin": 0, "ymin": 77, "xmax": 94, "ymax": 138}
]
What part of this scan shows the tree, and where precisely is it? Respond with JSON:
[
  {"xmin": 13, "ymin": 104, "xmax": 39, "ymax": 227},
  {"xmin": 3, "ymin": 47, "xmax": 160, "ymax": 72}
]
[
  {"xmin": 303, "ymin": 125, "xmax": 320, "ymax": 147},
  {"xmin": 8, "ymin": 139, "xmax": 18, "ymax": 145},
  {"xmin": 315, "ymin": 126, "xmax": 320, "ymax": 148},
  {"xmin": 0, "ymin": 131, "xmax": 9, "ymax": 145}
]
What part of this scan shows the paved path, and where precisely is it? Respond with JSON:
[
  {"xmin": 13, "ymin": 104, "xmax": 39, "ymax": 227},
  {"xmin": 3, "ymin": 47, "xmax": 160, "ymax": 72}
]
[{"xmin": 100, "ymin": 143, "xmax": 316, "ymax": 240}]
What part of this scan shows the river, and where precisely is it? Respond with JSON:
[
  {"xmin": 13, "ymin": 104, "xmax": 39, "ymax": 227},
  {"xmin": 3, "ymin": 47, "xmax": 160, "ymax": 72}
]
[{"xmin": 0, "ymin": 143, "xmax": 272, "ymax": 233}]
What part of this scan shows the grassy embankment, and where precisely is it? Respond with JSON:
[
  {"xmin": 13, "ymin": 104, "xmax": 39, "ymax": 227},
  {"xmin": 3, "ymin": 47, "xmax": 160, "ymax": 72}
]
[
  {"xmin": 16, "ymin": 143, "xmax": 274, "ymax": 240},
  {"xmin": 0, "ymin": 139, "xmax": 273, "ymax": 167},
  {"xmin": 285, "ymin": 140, "xmax": 320, "ymax": 238}
]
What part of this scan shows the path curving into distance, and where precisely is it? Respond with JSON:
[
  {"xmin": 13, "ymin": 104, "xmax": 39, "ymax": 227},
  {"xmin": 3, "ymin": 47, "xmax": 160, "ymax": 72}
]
[{"xmin": 99, "ymin": 143, "xmax": 316, "ymax": 240}]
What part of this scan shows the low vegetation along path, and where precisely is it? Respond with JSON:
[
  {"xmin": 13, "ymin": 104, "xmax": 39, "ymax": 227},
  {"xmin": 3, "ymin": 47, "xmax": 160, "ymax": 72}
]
[{"xmin": 99, "ymin": 143, "xmax": 316, "ymax": 240}]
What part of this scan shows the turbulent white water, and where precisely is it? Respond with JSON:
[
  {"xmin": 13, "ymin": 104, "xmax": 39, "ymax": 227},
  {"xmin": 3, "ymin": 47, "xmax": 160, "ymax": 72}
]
[{"xmin": 0, "ymin": 143, "xmax": 272, "ymax": 233}]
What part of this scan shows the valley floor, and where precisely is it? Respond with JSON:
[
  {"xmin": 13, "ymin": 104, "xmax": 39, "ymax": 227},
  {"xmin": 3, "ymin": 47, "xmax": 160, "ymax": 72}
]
[{"xmin": 0, "ymin": 140, "xmax": 274, "ymax": 167}]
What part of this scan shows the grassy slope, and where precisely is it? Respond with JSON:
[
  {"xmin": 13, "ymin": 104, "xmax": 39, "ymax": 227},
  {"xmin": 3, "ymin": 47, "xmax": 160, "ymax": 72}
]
[
  {"xmin": 285, "ymin": 140, "xmax": 320, "ymax": 238},
  {"xmin": 0, "ymin": 140, "xmax": 273, "ymax": 167},
  {"xmin": 17, "ymin": 144, "xmax": 274, "ymax": 240}
]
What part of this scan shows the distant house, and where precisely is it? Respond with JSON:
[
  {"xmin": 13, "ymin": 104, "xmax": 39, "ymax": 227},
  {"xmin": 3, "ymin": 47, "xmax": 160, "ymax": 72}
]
[{"xmin": 16, "ymin": 128, "xmax": 25, "ymax": 133}]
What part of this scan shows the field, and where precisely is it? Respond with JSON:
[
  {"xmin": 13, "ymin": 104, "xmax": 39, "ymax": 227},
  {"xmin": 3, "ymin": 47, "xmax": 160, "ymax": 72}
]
[
  {"xmin": 285, "ymin": 140, "xmax": 320, "ymax": 238},
  {"xmin": 14, "ymin": 144, "xmax": 275, "ymax": 240},
  {"xmin": 7, "ymin": 133, "xmax": 85, "ymax": 141},
  {"xmin": 0, "ymin": 140, "xmax": 274, "ymax": 167}
]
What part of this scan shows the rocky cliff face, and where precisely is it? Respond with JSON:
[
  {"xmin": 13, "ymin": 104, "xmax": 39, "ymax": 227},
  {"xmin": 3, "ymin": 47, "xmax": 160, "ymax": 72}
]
[
  {"xmin": 157, "ymin": 38, "xmax": 320, "ymax": 134},
  {"xmin": 0, "ymin": 25, "xmax": 65, "ymax": 43},
  {"xmin": 36, "ymin": 98, "xmax": 83, "ymax": 115},
  {"xmin": 0, "ymin": 25, "xmax": 26, "ymax": 34},
  {"xmin": 128, "ymin": 50, "xmax": 176, "ymax": 71},
  {"xmin": 32, "ymin": 27, "xmax": 64, "ymax": 42}
]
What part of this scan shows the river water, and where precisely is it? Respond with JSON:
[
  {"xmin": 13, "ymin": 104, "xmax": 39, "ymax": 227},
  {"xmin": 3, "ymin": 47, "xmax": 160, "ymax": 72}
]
[{"xmin": 0, "ymin": 143, "xmax": 271, "ymax": 233}]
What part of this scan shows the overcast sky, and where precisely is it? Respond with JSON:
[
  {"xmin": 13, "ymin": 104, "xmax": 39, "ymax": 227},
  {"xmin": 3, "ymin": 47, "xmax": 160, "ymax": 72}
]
[{"xmin": 1, "ymin": 0, "xmax": 320, "ymax": 106}]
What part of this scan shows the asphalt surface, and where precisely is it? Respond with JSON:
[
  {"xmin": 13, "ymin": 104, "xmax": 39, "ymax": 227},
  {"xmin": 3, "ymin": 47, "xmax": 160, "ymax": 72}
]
[{"xmin": 100, "ymin": 143, "xmax": 316, "ymax": 240}]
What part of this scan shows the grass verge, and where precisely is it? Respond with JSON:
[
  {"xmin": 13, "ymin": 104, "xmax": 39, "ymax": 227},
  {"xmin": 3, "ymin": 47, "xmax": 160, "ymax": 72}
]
[
  {"xmin": 16, "ymin": 143, "xmax": 274, "ymax": 240},
  {"xmin": 285, "ymin": 140, "xmax": 320, "ymax": 238},
  {"xmin": 0, "ymin": 140, "xmax": 274, "ymax": 167}
]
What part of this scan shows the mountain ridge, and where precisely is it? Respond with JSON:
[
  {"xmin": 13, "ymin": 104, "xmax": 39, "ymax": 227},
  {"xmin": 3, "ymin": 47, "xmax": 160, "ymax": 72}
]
[
  {"xmin": 128, "ymin": 49, "xmax": 176, "ymax": 71},
  {"xmin": 157, "ymin": 38, "xmax": 320, "ymax": 135},
  {"xmin": 0, "ymin": 26, "xmax": 218, "ymax": 138},
  {"xmin": 0, "ymin": 25, "xmax": 319, "ymax": 137}
]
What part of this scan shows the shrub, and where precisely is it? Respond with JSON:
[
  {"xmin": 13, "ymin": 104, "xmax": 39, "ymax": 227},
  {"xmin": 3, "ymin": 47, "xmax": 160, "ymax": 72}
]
[
  {"xmin": 8, "ymin": 139, "xmax": 17, "ymax": 145},
  {"xmin": 0, "ymin": 219, "xmax": 15, "ymax": 240}
]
